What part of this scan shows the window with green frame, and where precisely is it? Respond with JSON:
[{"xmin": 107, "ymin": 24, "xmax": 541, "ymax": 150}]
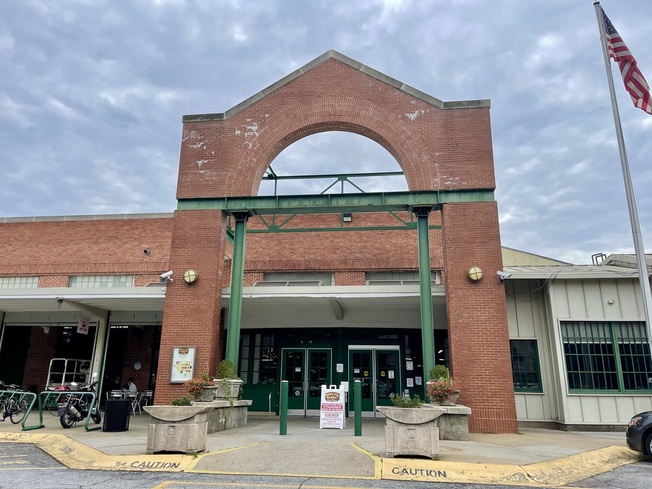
[
  {"xmin": 510, "ymin": 339, "xmax": 543, "ymax": 392},
  {"xmin": 239, "ymin": 333, "xmax": 277, "ymax": 385},
  {"xmin": 561, "ymin": 320, "xmax": 652, "ymax": 392}
]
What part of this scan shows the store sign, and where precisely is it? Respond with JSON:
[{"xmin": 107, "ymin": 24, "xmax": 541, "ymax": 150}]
[
  {"xmin": 319, "ymin": 385, "xmax": 346, "ymax": 429},
  {"xmin": 77, "ymin": 316, "xmax": 91, "ymax": 335}
]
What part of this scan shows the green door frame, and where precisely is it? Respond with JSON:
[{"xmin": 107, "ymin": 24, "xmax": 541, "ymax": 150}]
[
  {"xmin": 281, "ymin": 347, "xmax": 332, "ymax": 416},
  {"xmin": 348, "ymin": 345, "xmax": 401, "ymax": 417}
]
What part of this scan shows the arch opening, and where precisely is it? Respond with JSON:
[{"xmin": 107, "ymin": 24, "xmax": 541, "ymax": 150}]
[{"xmin": 257, "ymin": 131, "xmax": 409, "ymax": 197}]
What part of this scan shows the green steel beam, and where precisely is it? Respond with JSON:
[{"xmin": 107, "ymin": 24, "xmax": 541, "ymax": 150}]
[
  {"xmin": 262, "ymin": 171, "xmax": 405, "ymax": 181},
  {"xmin": 225, "ymin": 212, "xmax": 250, "ymax": 369},
  {"xmin": 244, "ymin": 225, "xmax": 442, "ymax": 233},
  {"xmin": 414, "ymin": 207, "xmax": 436, "ymax": 384},
  {"xmin": 177, "ymin": 189, "xmax": 495, "ymax": 215}
]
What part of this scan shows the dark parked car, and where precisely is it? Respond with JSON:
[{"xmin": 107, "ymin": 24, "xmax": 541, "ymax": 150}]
[{"xmin": 626, "ymin": 411, "xmax": 652, "ymax": 456}]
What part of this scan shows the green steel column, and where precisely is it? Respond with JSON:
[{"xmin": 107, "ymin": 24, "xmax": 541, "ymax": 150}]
[
  {"xmin": 225, "ymin": 212, "xmax": 250, "ymax": 370},
  {"xmin": 280, "ymin": 380, "xmax": 288, "ymax": 435},
  {"xmin": 414, "ymin": 206, "xmax": 436, "ymax": 384}
]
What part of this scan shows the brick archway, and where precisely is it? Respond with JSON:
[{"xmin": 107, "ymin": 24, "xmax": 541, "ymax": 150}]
[
  {"xmin": 176, "ymin": 54, "xmax": 496, "ymax": 201},
  {"xmin": 160, "ymin": 52, "xmax": 517, "ymax": 434},
  {"xmin": 234, "ymin": 97, "xmax": 431, "ymax": 196}
]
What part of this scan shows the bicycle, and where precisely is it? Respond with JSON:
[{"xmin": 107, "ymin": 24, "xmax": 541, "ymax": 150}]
[{"xmin": 0, "ymin": 382, "xmax": 30, "ymax": 424}]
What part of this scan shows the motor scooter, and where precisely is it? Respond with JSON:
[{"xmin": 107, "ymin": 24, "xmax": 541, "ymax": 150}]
[{"xmin": 58, "ymin": 372, "xmax": 101, "ymax": 428}]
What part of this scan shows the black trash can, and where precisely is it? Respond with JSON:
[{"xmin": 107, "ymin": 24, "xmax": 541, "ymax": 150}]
[{"xmin": 103, "ymin": 399, "xmax": 131, "ymax": 432}]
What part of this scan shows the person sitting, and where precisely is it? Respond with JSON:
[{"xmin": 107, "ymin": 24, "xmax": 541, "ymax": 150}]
[{"xmin": 127, "ymin": 377, "xmax": 137, "ymax": 394}]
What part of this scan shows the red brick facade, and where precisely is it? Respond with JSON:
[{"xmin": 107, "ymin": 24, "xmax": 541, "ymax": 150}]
[
  {"xmin": 442, "ymin": 202, "xmax": 518, "ymax": 432},
  {"xmin": 0, "ymin": 217, "xmax": 173, "ymax": 281},
  {"xmin": 162, "ymin": 52, "xmax": 516, "ymax": 432},
  {"xmin": 0, "ymin": 52, "xmax": 517, "ymax": 433}
]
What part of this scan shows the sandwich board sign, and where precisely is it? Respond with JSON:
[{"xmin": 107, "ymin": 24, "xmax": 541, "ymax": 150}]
[{"xmin": 319, "ymin": 384, "xmax": 346, "ymax": 429}]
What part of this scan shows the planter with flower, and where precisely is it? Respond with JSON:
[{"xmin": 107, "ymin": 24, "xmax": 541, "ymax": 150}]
[
  {"xmin": 185, "ymin": 372, "xmax": 217, "ymax": 402},
  {"xmin": 377, "ymin": 393, "xmax": 444, "ymax": 459},
  {"xmin": 426, "ymin": 365, "xmax": 460, "ymax": 405},
  {"xmin": 212, "ymin": 359, "xmax": 243, "ymax": 400}
]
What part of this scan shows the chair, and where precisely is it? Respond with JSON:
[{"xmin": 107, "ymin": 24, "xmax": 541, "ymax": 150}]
[
  {"xmin": 141, "ymin": 390, "xmax": 153, "ymax": 407},
  {"xmin": 130, "ymin": 392, "xmax": 143, "ymax": 415},
  {"xmin": 109, "ymin": 390, "xmax": 124, "ymax": 399}
]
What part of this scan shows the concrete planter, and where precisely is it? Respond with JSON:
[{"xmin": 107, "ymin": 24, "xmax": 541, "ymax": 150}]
[
  {"xmin": 195, "ymin": 385, "xmax": 218, "ymax": 402},
  {"xmin": 144, "ymin": 405, "xmax": 213, "ymax": 454},
  {"xmin": 212, "ymin": 379, "xmax": 243, "ymax": 399},
  {"xmin": 377, "ymin": 406, "xmax": 445, "ymax": 459},
  {"xmin": 423, "ymin": 403, "xmax": 472, "ymax": 441},
  {"xmin": 203, "ymin": 399, "xmax": 252, "ymax": 433}
]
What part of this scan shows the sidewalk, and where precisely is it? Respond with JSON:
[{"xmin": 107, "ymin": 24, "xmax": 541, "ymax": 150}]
[{"xmin": 0, "ymin": 411, "xmax": 642, "ymax": 486}]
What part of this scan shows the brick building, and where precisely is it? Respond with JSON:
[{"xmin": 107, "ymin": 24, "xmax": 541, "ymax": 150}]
[{"xmin": 0, "ymin": 51, "xmax": 519, "ymax": 433}]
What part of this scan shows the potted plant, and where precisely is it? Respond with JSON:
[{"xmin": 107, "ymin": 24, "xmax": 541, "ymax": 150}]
[
  {"xmin": 185, "ymin": 372, "xmax": 217, "ymax": 402},
  {"xmin": 377, "ymin": 393, "xmax": 444, "ymax": 459},
  {"xmin": 143, "ymin": 401, "xmax": 215, "ymax": 454},
  {"xmin": 213, "ymin": 359, "xmax": 243, "ymax": 399},
  {"xmin": 427, "ymin": 364, "xmax": 460, "ymax": 405}
]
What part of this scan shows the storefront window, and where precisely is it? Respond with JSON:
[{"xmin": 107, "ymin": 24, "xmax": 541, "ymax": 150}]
[
  {"xmin": 561, "ymin": 321, "xmax": 652, "ymax": 392},
  {"xmin": 510, "ymin": 339, "xmax": 542, "ymax": 392},
  {"xmin": 240, "ymin": 333, "xmax": 277, "ymax": 384},
  {"xmin": 69, "ymin": 275, "xmax": 134, "ymax": 287},
  {"xmin": 0, "ymin": 276, "xmax": 39, "ymax": 288}
]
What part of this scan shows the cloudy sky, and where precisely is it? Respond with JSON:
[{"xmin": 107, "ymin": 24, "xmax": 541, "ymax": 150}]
[{"xmin": 2, "ymin": 0, "xmax": 651, "ymax": 264}]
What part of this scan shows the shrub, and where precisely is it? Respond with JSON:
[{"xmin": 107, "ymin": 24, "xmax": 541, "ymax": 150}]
[
  {"xmin": 389, "ymin": 393, "xmax": 424, "ymax": 408},
  {"xmin": 429, "ymin": 364, "xmax": 451, "ymax": 381},
  {"xmin": 216, "ymin": 359, "xmax": 238, "ymax": 379},
  {"xmin": 170, "ymin": 396, "xmax": 192, "ymax": 406}
]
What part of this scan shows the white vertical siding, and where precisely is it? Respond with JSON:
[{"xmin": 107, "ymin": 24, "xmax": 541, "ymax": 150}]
[
  {"xmin": 552, "ymin": 278, "xmax": 648, "ymax": 425},
  {"xmin": 509, "ymin": 276, "xmax": 652, "ymax": 426},
  {"xmin": 565, "ymin": 395, "xmax": 652, "ymax": 424},
  {"xmin": 507, "ymin": 280, "xmax": 559, "ymax": 423}
]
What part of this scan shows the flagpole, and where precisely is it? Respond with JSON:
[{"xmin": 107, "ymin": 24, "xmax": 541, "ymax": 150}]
[{"xmin": 594, "ymin": 2, "xmax": 652, "ymax": 362}]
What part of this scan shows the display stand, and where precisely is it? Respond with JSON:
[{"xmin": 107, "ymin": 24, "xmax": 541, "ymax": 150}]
[
  {"xmin": 46, "ymin": 358, "xmax": 91, "ymax": 388},
  {"xmin": 319, "ymin": 384, "xmax": 346, "ymax": 429}
]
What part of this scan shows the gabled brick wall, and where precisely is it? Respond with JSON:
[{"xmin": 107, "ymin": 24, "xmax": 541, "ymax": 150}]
[
  {"xmin": 162, "ymin": 53, "xmax": 516, "ymax": 432},
  {"xmin": 0, "ymin": 53, "xmax": 517, "ymax": 433}
]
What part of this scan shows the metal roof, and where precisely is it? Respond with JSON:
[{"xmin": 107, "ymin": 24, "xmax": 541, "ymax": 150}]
[{"xmin": 502, "ymin": 264, "xmax": 641, "ymax": 280}]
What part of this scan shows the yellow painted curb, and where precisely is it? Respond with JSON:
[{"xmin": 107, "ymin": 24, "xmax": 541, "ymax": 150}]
[
  {"xmin": 183, "ymin": 442, "xmax": 264, "ymax": 471},
  {"xmin": 524, "ymin": 446, "xmax": 643, "ymax": 486},
  {"xmin": 351, "ymin": 442, "xmax": 382, "ymax": 479},
  {"xmin": 382, "ymin": 458, "xmax": 531, "ymax": 485},
  {"xmin": 0, "ymin": 432, "xmax": 193, "ymax": 472},
  {"xmin": 2, "ymin": 432, "xmax": 641, "ymax": 485},
  {"xmin": 381, "ymin": 445, "xmax": 642, "ymax": 487}
]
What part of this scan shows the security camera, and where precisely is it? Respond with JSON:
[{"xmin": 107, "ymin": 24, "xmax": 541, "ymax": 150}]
[
  {"xmin": 160, "ymin": 271, "xmax": 174, "ymax": 282},
  {"xmin": 497, "ymin": 271, "xmax": 512, "ymax": 283}
]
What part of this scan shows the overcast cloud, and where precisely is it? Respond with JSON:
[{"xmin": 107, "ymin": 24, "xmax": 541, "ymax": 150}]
[{"xmin": 1, "ymin": 0, "xmax": 651, "ymax": 264}]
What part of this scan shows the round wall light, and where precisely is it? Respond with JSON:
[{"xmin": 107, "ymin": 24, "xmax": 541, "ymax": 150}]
[
  {"xmin": 183, "ymin": 269, "xmax": 199, "ymax": 284},
  {"xmin": 467, "ymin": 266, "xmax": 483, "ymax": 282}
]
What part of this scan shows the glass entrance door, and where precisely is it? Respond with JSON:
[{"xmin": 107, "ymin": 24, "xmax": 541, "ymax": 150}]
[
  {"xmin": 281, "ymin": 348, "xmax": 332, "ymax": 416},
  {"xmin": 349, "ymin": 346, "xmax": 400, "ymax": 416}
]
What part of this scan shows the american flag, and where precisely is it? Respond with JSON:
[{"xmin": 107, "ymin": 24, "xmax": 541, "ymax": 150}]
[{"xmin": 602, "ymin": 8, "xmax": 651, "ymax": 114}]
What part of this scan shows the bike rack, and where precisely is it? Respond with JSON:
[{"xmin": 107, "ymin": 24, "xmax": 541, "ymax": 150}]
[
  {"xmin": 20, "ymin": 391, "xmax": 101, "ymax": 432},
  {"xmin": 0, "ymin": 390, "xmax": 37, "ymax": 430}
]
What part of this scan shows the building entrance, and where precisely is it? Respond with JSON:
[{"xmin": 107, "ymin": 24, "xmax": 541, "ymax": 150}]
[
  {"xmin": 348, "ymin": 345, "xmax": 400, "ymax": 416},
  {"xmin": 281, "ymin": 348, "xmax": 332, "ymax": 416}
]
